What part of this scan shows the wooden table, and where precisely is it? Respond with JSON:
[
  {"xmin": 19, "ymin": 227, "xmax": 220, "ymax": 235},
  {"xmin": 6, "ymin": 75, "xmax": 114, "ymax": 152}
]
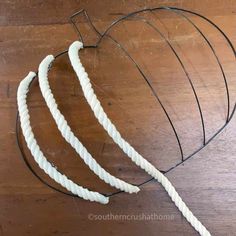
[{"xmin": 1, "ymin": 1, "xmax": 236, "ymax": 235}]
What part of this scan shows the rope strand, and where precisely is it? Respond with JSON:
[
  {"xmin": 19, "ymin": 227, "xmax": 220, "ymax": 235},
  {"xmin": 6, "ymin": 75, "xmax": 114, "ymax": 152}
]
[
  {"xmin": 17, "ymin": 71, "xmax": 109, "ymax": 204},
  {"xmin": 68, "ymin": 41, "xmax": 211, "ymax": 236}
]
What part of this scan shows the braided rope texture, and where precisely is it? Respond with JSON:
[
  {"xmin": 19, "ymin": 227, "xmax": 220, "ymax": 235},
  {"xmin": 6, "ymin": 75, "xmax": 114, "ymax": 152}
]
[
  {"xmin": 38, "ymin": 55, "xmax": 140, "ymax": 194},
  {"xmin": 17, "ymin": 71, "xmax": 109, "ymax": 204},
  {"xmin": 68, "ymin": 41, "xmax": 211, "ymax": 236}
]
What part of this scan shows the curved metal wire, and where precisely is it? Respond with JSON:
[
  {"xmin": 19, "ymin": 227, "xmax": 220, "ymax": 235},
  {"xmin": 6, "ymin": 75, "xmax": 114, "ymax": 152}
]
[
  {"xmin": 106, "ymin": 34, "xmax": 184, "ymax": 161},
  {"xmin": 16, "ymin": 6, "xmax": 236, "ymax": 198},
  {"xmin": 113, "ymin": 16, "xmax": 208, "ymax": 147},
  {"xmin": 165, "ymin": 9, "xmax": 230, "ymax": 123},
  {"xmin": 133, "ymin": 15, "xmax": 207, "ymax": 149}
]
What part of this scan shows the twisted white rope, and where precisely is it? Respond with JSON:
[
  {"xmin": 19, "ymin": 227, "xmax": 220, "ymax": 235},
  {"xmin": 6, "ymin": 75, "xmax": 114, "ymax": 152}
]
[
  {"xmin": 68, "ymin": 41, "xmax": 211, "ymax": 236},
  {"xmin": 38, "ymin": 55, "xmax": 139, "ymax": 194},
  {"xmin": 17, "ymin": 71, "xmax": 109, "ymax": 204}
]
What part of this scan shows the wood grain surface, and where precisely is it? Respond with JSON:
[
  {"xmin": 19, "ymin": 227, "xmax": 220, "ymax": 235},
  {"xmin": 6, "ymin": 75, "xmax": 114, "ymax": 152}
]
[{"xmin": 1, "ymin": 1, "xmax": 236, "ymax": 235}]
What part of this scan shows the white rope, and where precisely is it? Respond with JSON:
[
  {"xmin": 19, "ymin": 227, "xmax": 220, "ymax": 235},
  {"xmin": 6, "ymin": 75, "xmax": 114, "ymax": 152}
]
[
  {"xmin": 17, "ymin": 71, "xmax": 109, "ymax": 204},
  {"xmin": 68, "ymin": 41, "xmax": 211, "ymax": 236},
  {"xmin": 38, "ymin": 55, "xmax": 139, "ymax": 194}
]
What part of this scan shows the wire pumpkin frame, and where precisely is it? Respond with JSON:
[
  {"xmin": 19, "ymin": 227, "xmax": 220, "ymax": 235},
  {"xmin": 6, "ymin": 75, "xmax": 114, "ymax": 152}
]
[{"xmin": 16, "ymin": 6, "xmax": 236, "ymax": 199}]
